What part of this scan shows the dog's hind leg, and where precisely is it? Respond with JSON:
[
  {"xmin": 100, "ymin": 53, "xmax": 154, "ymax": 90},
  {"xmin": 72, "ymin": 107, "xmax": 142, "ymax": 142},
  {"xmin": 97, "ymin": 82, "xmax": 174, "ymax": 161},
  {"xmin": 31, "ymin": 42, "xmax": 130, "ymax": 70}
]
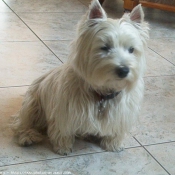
[
  {"xmin": 12, "ymin": 86, "xmax": 46, "ymax": 146},
  {"xmin": 12, "ymin": 111, "xmax": 44, "ymax": 147},
  {"xmin": 18, "ymin": 128, "xmax": 43, "ymax": 146}
]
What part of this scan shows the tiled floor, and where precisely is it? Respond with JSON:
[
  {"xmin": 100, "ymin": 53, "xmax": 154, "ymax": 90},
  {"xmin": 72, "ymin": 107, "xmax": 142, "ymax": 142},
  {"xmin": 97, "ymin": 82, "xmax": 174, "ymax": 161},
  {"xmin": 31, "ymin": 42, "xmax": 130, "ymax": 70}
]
[{"xmin": 0, "ymin": 0, "xmax": 175, "ymax": 174}]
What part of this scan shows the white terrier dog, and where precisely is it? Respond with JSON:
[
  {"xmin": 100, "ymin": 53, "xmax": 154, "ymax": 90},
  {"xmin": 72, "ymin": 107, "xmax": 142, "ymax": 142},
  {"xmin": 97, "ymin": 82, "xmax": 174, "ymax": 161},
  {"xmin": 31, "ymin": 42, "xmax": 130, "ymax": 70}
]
[{"xmin": 12, "ymin": 0, "xmax": 149, "ymax": 155}]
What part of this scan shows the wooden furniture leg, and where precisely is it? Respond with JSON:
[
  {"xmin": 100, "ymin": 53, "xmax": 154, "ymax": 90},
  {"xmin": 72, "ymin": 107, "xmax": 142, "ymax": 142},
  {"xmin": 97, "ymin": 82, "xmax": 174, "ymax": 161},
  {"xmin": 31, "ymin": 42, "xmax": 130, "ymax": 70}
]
[
  {"xmin": 139, "ymin": 1, "xmax": 175, "ymax": 12},
  {"xmin": 123, "ymin": 0, "xmax": 139, "ymax": 11},
  {"xmin": 124, "ymin": 0, "xmax": 175, "ymax": 12}
]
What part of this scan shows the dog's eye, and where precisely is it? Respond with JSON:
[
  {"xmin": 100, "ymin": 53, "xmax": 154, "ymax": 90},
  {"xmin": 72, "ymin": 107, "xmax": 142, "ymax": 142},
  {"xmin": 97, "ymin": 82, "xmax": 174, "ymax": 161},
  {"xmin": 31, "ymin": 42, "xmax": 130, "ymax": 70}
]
[
  {"xmin": 129, "ymin": 47, "xmax": 134, "ymax": 53},
  {"xmin": 101, "ymin": 46, "xmax": 110, "ymax": 52}
]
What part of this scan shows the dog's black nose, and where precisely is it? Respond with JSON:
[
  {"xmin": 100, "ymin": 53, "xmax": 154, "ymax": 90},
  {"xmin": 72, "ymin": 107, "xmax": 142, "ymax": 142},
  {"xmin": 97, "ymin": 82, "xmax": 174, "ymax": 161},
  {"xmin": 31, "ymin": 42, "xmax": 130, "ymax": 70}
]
[{"xmin": 116, "ymin": 66, "xmax": 129, "ymax": 78}]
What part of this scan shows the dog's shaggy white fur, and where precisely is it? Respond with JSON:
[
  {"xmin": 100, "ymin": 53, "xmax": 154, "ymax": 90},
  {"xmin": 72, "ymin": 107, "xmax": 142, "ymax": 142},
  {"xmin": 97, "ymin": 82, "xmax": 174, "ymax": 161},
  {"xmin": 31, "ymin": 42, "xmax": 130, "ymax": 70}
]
[{"xmin": 12, "ymin": 0, "xmax": 149, "ymax": 155}]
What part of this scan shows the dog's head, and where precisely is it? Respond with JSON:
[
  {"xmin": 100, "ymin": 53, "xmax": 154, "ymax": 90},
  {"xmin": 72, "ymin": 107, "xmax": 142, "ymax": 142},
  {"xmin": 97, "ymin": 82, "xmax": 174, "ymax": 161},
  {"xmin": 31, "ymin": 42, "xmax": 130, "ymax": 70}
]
[{"xmin": 71, "ymin": 0, "xmax": 149, "ymax": 92}]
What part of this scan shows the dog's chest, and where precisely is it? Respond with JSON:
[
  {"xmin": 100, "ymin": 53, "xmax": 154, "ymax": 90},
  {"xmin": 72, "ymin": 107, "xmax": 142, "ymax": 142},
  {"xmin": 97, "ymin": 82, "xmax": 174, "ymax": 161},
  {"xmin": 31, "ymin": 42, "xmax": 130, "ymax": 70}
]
[{"xmin": 76, "ymin": 98, "xmax": 119, "ymax": 135}]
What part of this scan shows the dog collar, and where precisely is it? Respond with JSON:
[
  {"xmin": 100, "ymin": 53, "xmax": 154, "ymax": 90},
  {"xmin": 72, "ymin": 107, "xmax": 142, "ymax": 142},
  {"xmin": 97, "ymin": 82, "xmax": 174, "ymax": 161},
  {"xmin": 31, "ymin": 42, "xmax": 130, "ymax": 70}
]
[
  {"xmin": 98, "ymin": 91, "xmax": 121, "ymax": 101},
  {"xmin": 96, "ymin": 91, "xmax": 121, "ymax": 115}
]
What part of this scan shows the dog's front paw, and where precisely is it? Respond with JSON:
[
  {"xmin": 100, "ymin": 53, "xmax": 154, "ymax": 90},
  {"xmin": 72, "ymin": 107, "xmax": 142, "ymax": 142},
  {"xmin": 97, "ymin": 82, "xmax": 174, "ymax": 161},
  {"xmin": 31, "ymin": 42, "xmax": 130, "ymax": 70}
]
[
  {"xmin": 53, "ymin": 146, "xmax": 72, "ymax": 156},
  {"xmin": 100, "ymin": 136, "xmax": 124, "ymax": 152},
  {"xmin": 51, "ymin": 135, "xmax": 75, "ymax": 156}
]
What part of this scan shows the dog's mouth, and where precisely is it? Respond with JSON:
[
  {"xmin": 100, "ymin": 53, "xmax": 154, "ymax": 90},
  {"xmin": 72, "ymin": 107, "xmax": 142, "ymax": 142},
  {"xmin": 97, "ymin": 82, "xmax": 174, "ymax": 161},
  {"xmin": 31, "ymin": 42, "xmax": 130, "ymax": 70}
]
[{"xmin": 115, "ymin": 77, "xmax": 123, "ymax": 81}]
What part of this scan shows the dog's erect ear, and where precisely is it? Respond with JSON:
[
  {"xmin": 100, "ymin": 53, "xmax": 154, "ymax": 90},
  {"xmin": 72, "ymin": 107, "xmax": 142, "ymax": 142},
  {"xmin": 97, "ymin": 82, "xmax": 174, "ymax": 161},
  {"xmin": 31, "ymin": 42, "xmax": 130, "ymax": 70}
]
[
  {"xmin": 130, "ymin": 4, "xmax": 144, "ymax": 23},
  {"xmin": 88, "ymin": 0, "xmax": 107, "ymax": 20}
]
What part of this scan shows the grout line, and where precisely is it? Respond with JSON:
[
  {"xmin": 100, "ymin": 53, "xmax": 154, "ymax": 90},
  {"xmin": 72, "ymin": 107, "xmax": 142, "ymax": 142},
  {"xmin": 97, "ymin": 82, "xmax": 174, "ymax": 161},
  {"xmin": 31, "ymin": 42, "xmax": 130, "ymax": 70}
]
[
  {"xmin": 0, "ymin": 85, "xmax": 30, "ymax": 89},
  {"xmin": 142, "ymin": 140, "xmax": 175, "ymax": 147},
  {"xmin": 124, "ymin": 145, "xmax": 142, "ymax": 150},
  {"xmin": 16, "ymin": 12, "xmax": 85, "ymax": 14},
  {"xmin": 0, "ymin": 40, "xmax": 71, "ymax": 43},
  {"xmin": 144, "ymin": 74, "xmax": 175, "ymax": 78},
  {"xmin": 148, "ymin": 37, "xmax": 175, "ymax": 39},
  {"xmin": 0, "ymin": 41, "xmax": 39, "ymax": 43},
  {"xmin": 133, "ymin": 137, "xmax": 171, "ymax": 175},
  {"xmin": 148, "ymin": 47, "xmax": 175, "ymax": 66},
  {"xmin": 43, "ymin": 39, "xmax": 72, "ymax": 42},
  {"xmin": 2, "ymin": 0, "xmax": 64, "ymax": 64}
]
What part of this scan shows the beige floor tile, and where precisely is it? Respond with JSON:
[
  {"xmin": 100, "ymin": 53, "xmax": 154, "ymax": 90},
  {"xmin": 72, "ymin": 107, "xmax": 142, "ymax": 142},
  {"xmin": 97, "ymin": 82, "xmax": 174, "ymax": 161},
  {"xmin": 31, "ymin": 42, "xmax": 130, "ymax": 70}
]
[
  {"xmin": 4, "ymin": 0, "xmax": 87, "ymax": 13},
  {"xmin": 134, "ymin": 76, "xmax": 175, "ymax": 145},
  {"xmin": 0, "ymin": 0, "xmax": 11, "ymax": 12},
  {"xmin": 148, "ymin": 38, "xmax": 175, "ymax": 65},
  {"xmin": 146, "ymin": 142, "xmax": 175, "ymax": 175},
  {"xmin": 0, "ymin": 42, "xmax": 61, "ymax": 87},
  {"xmin": 0, "ymin": 147, "xmax": 168, "ymax": 175},
  {"xmin": 44, "ymin": 40, "xmax": 71, "ymax": 63},
  {"xmin": 0, "ymin": 13, "xmax": 38, "ymax": 41},
  {"xmin": 18, "ymin": 12, "xmax": 83, "ymax": 41},
  {"xmin": 146, "ymin": 48, "xmax": 175, "ymax": 76},
  {"xmin": 144, "ymin": 9, "xmax": 175, "ymax": 39}
]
